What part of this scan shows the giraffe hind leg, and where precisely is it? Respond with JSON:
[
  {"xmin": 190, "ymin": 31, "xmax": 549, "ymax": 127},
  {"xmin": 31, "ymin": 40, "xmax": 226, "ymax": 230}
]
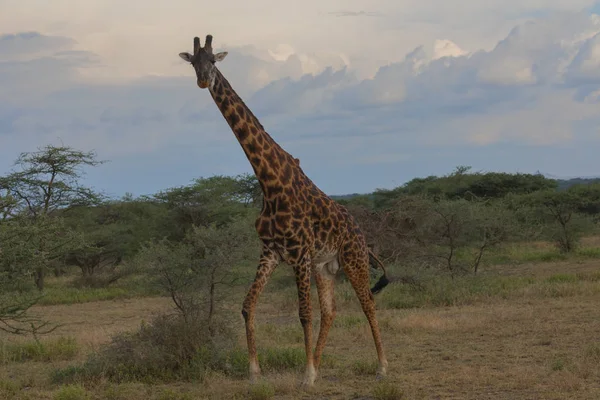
[
  {"xmin": 313, "ymin": 261, "xmax": 337, "ymax": 372},
  {"xmin": 340, "ymin": 245, "xmax": 388, "ymax": 378},
  {"xmin": 293, "ymin": 258, "xmax": 317, "ymax": 387}
]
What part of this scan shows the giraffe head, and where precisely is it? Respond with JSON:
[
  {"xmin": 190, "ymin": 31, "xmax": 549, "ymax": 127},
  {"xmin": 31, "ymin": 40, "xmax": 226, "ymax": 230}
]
[{"xmin": 179, "ymin": 35, "xmax": 228, "ymax": 89}]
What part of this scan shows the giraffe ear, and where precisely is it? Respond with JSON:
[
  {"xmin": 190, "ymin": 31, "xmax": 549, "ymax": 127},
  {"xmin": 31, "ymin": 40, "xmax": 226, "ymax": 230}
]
[
  {"xmin": 214, "ymin": 51, "xmax": 228, "ymax": 62},
  {"xmin": 179, "ymin": 52, "xmax": 193, "ymax": 62}
]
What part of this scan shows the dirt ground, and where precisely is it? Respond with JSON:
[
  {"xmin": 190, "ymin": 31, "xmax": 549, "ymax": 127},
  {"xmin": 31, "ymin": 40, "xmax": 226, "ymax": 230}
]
[{"xmin": 1, "ymin": 261, "xmax": 599, "ymax": 399}]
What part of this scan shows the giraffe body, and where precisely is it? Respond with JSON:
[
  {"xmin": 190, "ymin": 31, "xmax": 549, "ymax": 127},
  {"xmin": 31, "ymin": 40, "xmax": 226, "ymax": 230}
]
[{"xmin": 179, "ymin": 35, "xmax": 389, "ymax": 387}]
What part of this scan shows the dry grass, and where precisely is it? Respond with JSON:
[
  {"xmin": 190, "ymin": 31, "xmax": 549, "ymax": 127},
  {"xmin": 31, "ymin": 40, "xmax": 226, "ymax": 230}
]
[
  {"xmin": 485, "ymin": 258, "xmax": 600, "ymax": 279},
  {"xmin": 0, "ymin": 297, "xmax": 172, "ymax": 352},
  {"xmin": 1, "ymin": 260, "xmax": 600, "ymax": 399}
]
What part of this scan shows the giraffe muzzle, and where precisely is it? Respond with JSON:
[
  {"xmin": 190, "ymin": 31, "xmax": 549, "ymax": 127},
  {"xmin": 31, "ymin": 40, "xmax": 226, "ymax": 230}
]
[{"xmin": 198, "ymin": 80, "xmax": 210, "ymax": 89}]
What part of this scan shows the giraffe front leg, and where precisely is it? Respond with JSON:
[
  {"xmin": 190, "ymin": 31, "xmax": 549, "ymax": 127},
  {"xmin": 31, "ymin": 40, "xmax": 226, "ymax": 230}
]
[
  {"xmin": 294, "ymin": 260, "xmax": 316, "ymax": 387},
  {"xmin": 242, "ymin": 249, "xmax": 279, "ymax": 383}
]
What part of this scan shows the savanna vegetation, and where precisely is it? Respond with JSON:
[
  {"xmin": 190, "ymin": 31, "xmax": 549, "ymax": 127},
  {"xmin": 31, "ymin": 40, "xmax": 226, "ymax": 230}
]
[{"xmin": 1, "ymin": 147, "xmax": 599, "ymax": 399}]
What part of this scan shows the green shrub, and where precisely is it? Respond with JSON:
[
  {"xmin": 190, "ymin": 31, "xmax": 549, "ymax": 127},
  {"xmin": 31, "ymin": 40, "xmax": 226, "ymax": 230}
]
[
  {"xmin": 53, "ymin": 311, "xmax": 308, "ymax": 385},
  {"xmin": 51, "ymin": 365, "xmax": 88, "ymax": 384},
  {"xmin": 93, "ymin": 314, "xmax": 232, "ymax": 382}
]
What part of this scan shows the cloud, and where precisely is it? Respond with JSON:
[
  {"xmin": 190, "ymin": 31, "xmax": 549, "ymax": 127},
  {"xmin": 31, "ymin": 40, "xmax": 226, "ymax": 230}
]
[
  {"xmin": 3, "ymin": 9, "xmax": 600, "ymax": 196},
  {"xmin": 2, "ymin": 0, "xmax": 597, "ymax": 82},
  {"xmin": 328, "ymin": 11, "xmax": 382, "ymax": 17},
  {"xmin": 0, "ymin": 32, "xmax": 99, "ymax": 103},
  {"xmin": 566, "ymin": 31, "xmax": 600, "ymax": 85},
  {"xmin": 227, "ymin": 10, "xmax": 600, "ymax": 189},
  {"xmin": 0, "ymin": 32, "xmax": 75, "ymax": 60}
]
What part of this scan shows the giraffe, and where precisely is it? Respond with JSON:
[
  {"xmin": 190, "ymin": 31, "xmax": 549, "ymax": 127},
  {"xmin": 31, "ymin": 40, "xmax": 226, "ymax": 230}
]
[{"xmin": 179, "ymin": 35, "xmax": 390, "ymax": 387}]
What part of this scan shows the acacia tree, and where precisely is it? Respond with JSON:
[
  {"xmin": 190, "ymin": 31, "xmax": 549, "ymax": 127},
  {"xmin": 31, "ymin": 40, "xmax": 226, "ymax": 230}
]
[
  {"xmin": 383, "ymin": 196, "xmax": 514, "ymax": 277},
  {"xmin": 136, "ymin": 215, "xmax": 259, "ymax": 336},
  {"xmin": 62, "ymin": 198, "xmax": 167, "ymax": 285},
  {"xmin": 0, "ymin": 216, "xmax": 81, "ymax": 334},
  {"xmin": 519, "ymin": 190, "xmax": 595, "ymax": 253},
  {"xmin": 0, "ymin": 145, "xmax": 105, "ymax": 290},
  {"xmin": 153, "ymin": 174, "xmax": 260, "ymax": 241},
  {"xmin": 233, "ymin": 173, "xmax": 262, "ymax": 208}
]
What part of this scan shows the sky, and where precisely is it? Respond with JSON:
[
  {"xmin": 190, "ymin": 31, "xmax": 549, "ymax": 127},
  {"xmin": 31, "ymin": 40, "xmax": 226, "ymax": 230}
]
[{"xmin": 2, "ymin": 1, "xmax": 600, "ymax": 197}]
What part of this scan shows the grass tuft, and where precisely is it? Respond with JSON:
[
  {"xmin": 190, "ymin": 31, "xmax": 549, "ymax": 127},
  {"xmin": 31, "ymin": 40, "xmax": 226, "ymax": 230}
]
[
  {"xmin": 0, "ymin": 379, "xmax": 19, "ymax": 398},
  {"xmin": 53, "ymin": 384, "xmax": 90, "ymax": 400},
  {"xmin": 372, "ymin": 381, "xmax": 404, "ymax": 400},
  {"xmin": 248, "ymin": 381, "xmax": 276, "ymax": 400},
  {"xmin": 155, "ymin": 388, "xmax": 194, "ymax": 400},
  {"xmin": 551, "ymin": 357, "xmax": 567, "ymax": 372},
  {"xmin": 1, "ymin": 337, "xmax": 78, "ymax": 364},
  {"xmin": 333, "ymin": 315, "xmax": 365, "ymax": 328},
  {"xmin": 351, "ymin": 360, "xmax": 379, "ymax": 375}
]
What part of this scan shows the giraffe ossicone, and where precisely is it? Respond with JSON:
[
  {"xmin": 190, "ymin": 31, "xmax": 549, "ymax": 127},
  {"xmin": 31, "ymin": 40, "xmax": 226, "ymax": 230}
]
[{"xmin": 179, "ymin": 34, "xmax": 390, "ymax": 387}]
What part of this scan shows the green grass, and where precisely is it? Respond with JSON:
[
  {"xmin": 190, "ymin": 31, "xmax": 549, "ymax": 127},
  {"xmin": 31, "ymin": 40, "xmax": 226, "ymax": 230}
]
[
  {"xmin": 463, "ymin": 240, "xmax": 600, "ymax": 266},
  {"xmin": 0, "ymin": 337, "xmax": 78, "ymax": 363},
  {"xmin": 1, "ymin": 283, "xmax": 156, "ymax": 307},
  {"xmin": 576, "ymin": 247, "xmax": 600, "ymax": 258},
  {"xmin": 38, "ymin": 287, "xmax": 136, "ymax": 305},
  {"xmin": 248, "ymin": 381, "xmax": 276, "ymax": 400},
  {"xmin": 53, "ymin": 384, "xmax": 90, "ymax": 400},
  {"xmin": 333, "ymin": 315, "xmax": 365, "ymax": 328},
  {"xmin": 37, "ymin": 274, "xmax": 161, "ymax": 305},
  {"xmin": 30, "ymin": 237, "xmax": 600, "ymax": 307},
  {"xmin": 0, "ymin": 379, "xmax": 19, "ymax": 399},
  {"xmin": 377, "ymin": 272, "xmax": 600, "ymax": 310},
  {"xmin": 154, "ymin": 388, "xmax": 195, "ymax": 400},
  {"xmin": 378, "ymin": 275, "xmax": 531, "ymax": 309},
  {"xmin": 474, "ymin": 246, "xmax": 568, "ymax": 265},
  {"xmin": 53, "ymin": 345, "xmax": 308, "ymax": 385},
  {"xmin": 258, "ymin": 347, "xmax": 306, "ymax": 373},
  {"xmin": 101, "ymin": 383, "xmax": 147, "ymax": 400},
  {"xmin": 545, "ymin": 274, "xmax": 580, "ymax": 284}
]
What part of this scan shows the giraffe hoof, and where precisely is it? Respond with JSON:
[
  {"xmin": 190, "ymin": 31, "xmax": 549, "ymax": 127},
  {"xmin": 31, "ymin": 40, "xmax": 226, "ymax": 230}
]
[
  {"xmin": 249, "ymin": 361, "xmax": 261, "ymax": 384},
  {"xmin": 376, "ymin": 367, "xmax": 387, "ymax": 380},
  {"xmin": 300, "ymin": 375, "xmax": 316, "ymax": 388},
  {"xmin": 300, "ymin": 364, "xmax": 317, "ymax": 388},
  {"xmin": 249, "ymin": 371, "xmax": 262, "ymax": 385},
  {"xmin": 300, "ymin": 379, "xmax": 315, "ymax": 389}
]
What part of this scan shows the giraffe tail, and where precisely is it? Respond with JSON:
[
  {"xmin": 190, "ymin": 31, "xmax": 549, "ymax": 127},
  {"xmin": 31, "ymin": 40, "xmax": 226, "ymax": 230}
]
[{"xmin": 368, "ymin": 249, "xmax": 390, "ymax": 294}]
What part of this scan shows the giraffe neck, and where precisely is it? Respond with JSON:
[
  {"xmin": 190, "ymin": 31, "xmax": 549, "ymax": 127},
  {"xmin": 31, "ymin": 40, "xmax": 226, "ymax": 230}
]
[{"xmin": 208, "ymin": 69, "xmax": 298, "ymax": 195}]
